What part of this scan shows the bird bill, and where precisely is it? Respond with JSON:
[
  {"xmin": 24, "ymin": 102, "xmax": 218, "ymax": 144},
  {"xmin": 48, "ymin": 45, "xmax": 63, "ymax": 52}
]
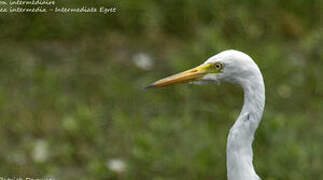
[{"xmin": 146, "ymin": 64, "xmax": 211, "ymax": 88}]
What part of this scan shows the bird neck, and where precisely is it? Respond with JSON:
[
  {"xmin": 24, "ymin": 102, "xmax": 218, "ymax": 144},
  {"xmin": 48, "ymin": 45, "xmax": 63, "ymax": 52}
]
[{"xmin": 226, "ymin": 71, "xmax": 265, "ymax": 180}]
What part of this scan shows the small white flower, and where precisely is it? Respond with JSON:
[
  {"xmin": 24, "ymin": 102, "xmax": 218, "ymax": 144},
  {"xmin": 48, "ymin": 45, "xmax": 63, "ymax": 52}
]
[
  {"xmin": 32, "ymin": 139, "xmax": 49, "ymax": 163},
  {"xmin": 133, "ymin": 53, "xmax": 153, "ymax": 70},
  {"xmin": 106, "ymin": 159, "xmax": 126, "ymax": 173}
]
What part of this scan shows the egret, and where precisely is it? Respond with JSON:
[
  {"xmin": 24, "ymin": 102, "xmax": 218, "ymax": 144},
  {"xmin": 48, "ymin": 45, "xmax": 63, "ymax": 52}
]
[{"xmin": 146, "ymin": 50, "xmax": 265, "ymax": 180}]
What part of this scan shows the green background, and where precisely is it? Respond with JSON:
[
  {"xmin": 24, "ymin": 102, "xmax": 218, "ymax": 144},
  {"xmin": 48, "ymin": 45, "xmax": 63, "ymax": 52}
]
[{"xmin": 0, "ymin": 0, "xmax": 322, "ymax": 179}]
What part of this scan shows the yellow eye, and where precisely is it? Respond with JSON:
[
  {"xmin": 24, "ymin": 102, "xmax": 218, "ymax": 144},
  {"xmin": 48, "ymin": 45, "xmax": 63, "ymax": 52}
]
[
  {"xmin": 204, "ymin": 62, "xmax": 223, "ymax": 73},
  {"xmin": 215, "ymin": 62, "xmax": 222, "ymax": 69}
]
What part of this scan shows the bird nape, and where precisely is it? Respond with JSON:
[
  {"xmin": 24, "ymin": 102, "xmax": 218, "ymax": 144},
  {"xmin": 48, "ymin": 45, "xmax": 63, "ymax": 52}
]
[{"xmin": 146, "ymin": 50, "xmax": 265, "ymax": 180}]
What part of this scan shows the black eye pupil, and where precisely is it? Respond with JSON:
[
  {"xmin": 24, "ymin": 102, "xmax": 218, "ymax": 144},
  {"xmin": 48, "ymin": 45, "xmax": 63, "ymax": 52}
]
[{"xmin": 216, "ymin": 64, "xmax": 221, "ymax": 68}]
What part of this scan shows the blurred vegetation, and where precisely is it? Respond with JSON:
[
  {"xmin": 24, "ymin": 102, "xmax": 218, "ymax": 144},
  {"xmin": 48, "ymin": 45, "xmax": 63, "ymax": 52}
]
[{"xmin": 0, "ymin": 0, "xmax": 322, "ymax": 179}]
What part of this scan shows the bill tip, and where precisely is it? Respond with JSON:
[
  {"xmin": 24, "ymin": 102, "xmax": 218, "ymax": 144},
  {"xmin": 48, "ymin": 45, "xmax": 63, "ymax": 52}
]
[{"xmin": 144, "ymin": 84, "xmax": 154, "ymax": 89}]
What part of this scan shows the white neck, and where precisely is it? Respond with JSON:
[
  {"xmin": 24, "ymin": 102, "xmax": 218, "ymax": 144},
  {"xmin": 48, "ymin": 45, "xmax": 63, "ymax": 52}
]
[{"xmin": 226, "ymin": 69, "xmax": 265, "ymax": 180}]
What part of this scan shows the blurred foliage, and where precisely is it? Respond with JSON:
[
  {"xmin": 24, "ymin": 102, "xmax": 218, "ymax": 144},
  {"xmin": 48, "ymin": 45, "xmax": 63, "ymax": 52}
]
[{"xmin": 0, "ymin": 0, "xmax": 322, "ymax": 179}]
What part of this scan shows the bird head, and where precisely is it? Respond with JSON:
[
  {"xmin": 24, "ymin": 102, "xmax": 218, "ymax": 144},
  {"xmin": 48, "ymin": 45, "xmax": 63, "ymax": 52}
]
[{"xmin": 146, "ymin": 50, "xmax": 260, "ymax": 88}]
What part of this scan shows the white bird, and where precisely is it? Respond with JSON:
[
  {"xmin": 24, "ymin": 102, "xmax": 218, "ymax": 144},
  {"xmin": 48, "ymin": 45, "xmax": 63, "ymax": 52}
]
[{"xmin": 146, "ymin": 50, "xmax": 265, "ymax": 180}]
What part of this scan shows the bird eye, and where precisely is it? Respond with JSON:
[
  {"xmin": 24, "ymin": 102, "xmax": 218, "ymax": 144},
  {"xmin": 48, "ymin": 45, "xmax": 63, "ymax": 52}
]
[{"xmin": 215, "ymin": 63, "xmax": 222, "ymax": 69}]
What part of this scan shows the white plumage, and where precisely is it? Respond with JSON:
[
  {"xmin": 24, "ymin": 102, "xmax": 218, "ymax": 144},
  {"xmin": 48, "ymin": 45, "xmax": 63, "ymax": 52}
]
[
  {"xmin": 148, "ymin": 50, "xmax": 265, "ymax": 180},
  {"xmin": 205, "ymin": 50, "xmax": 265, "ymax": 180}
]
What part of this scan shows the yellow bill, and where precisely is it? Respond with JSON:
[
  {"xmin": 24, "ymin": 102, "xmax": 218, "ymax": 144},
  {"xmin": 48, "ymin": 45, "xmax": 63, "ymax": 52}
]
[{"xmin": 146, "ymin": 63, "xmax": 217, "ymax": 88}]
